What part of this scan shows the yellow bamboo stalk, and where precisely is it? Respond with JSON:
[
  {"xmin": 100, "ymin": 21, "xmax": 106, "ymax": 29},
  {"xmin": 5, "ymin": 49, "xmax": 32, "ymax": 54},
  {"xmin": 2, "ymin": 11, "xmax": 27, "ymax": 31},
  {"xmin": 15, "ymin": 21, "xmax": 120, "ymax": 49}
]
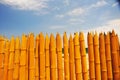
[
  {"xmin": 74, "ymin": 32, "xmax": 82, "ymax": 80},
  {"xmin": 39, "ymin": 33, "xmax": 45, "ymax": 80},
  {"xmin": 13, "ymin": 37, "xmax": 20, "ymax": 80},
  {"xmin": 35, "ymin": 35, "xmax": 40, "ymax": 80},
  {"xmin": 29, "ymin": 33, "xmax": 35, "ymax": 80},
  {"xmin": 8, "ymin": 36, "xmax": 15, "ymax": 80},
  {"xmin": 19, "ymin": 34, "xmax": 27, "ymax": 80},
  {"xmin": 79, "ymin": 32, "xmax": 88, "ymax": 80},
  {"xmin": 69, "ymin": 34, "xmax": 75, "ymax": 80},
  {"xmin": 56, "ymin": 33, "xmax": 63, "ymax": 80},
  {"xmin": 63, "ymin": 32, "xmax": 70, "ymax": 80},
  {"xmin": 105, "ymin": 32, "xmax": 113, "ymax": 80},
  {"xmin": 87, "ymin": 32, "xmax": 95, "ymax": 80},
  {"xmin": 45, "ymin": 34, "xmax": 50, "ymax": 80},
  {"xmin": 50, "ymin": 34, "xmax": 57, "ymax": 80},
  {"xmin": 3, "ymin": 40, "xmax": 9, "ymax": 80},
  {"xmin": 99, "ymin": 33, "xmax": 107, "ymax": 80},
  {"xmin": 111, "ymin": 30, "xmax": 119, "ymax": 80},
  {"xmin": 93, "ymin": 32, "xmax": 101, "ymax": 80}
]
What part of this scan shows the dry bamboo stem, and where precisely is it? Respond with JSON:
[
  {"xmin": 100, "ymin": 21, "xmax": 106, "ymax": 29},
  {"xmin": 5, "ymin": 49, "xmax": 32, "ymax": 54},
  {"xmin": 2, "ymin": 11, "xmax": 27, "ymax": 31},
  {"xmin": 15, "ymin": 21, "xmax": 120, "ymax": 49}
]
[
  {"xmin": 56, "ymin": 33, "xmax": 63, "ymax": 80},
  {"xmin": 8, "ymin": 36, "xmax": 15, "ymax": 80},
  {"xmin": 79, "ymin": 32, "xmax": 88, "ymax": 80},
  {"xmin": 39, "ymin": 33, "xmax": 45, "ymax": 80},
  {"xmin": 50, "ymin": 34, "xmax": 57, "ymax": 80},
  {"xmin": 74, "ymin": 32, "xmax": 82, "ymax": 80},
  {"xmin": 19, "ymin": 34, "xmax": 27, "ymax": 80},
  {"xmin": 69, "ymin": 34, "xmax": 75, "ymax": 80},
  {"xmin": 111, "ymin": 30, "xmax": 119, "ymax": 80},
  {"xmin": 87, "ymin": 32, "xmax": 95, "ymax": 80},
  {"xmin": 13, "ymin": 37, "xmax": 20, "ymax": 80},
  {"xmin": 105, "ymin": 32, "xmax": 113, "ymax": 80},
  {"xmin": 93, "ymin": 32, "xmax": 101, "ymax": 80},
  {"xmin": 3, "ymin": 40, "xmax": 9, "ymax": 80},
  {"xmin": 29, "ymin": 33, "xmax": 35, "ymax": 80},
  {"xmin": 99, "ymin": 33, "xmax": 107, "ymax": 80},
  {"xmin": 63, "ymin": 32, "xmax": 70, "ymax": 80},
  {"xmin": 45, "ymin": 34, "xmax": 50, "ymax": 80},
  {"xmin": 35, "ymin": 35, "xmax": 40, "ymax": 80}
]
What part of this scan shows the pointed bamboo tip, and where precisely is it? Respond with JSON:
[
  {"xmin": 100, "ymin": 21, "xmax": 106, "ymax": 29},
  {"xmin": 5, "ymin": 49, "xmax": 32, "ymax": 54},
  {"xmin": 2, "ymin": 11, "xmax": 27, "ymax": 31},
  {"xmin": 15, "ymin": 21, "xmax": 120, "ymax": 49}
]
[
  {"xmin": 79, "ymin": 32, "xmax": 84, "ymax": 40},
  {"xmin": 69, "ymin": 34, "xmax": 72, "ymax": 40},
  {"xmin": 50, "ymin": 33, "xmax": 54, "ymax": 40},
  {"xmin": 112, "ymin": 29, "xmax": 115, "ymax": 34},
  {"xmin": 36, "ymin": 34, "xmax": 39, "ymax": 41},
  {"xmin": 45, "ymin": 33, "xmax": 49, "ymax": 40}
]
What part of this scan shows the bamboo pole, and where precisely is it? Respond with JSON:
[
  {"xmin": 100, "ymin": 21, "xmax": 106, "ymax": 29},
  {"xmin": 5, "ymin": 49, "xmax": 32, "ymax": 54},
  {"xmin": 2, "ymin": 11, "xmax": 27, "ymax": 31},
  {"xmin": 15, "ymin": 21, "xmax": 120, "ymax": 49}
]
[
  {"xmin": 99, "ymin": 33, "xmax": 107, "ymax": 80},
  {"xmin": 105, "ymin": 32, "xmax": 113, "ymax": 80},
  {"xmin": 35, "ymin": 35, "xmax": 40, "ymax": 80},
  {"xmin": 56, "ymin": 33, "xmax": 63, "ymax": 80},
  {"xmin": 74, "ymin": 32, "xmax": 82, "ymax": 80},
  {"xmin": 3, "ymin": 40, "xmax": 9, "ymax": 80},
  {"xmin": 93, "ymin": 32, "xmax": 101, "ymax": 80},
  {"xmin": 8, "ymin": 36, "xmax": 15, "ymax": 80},
  {"xmin": 63, "ymin": 32, "xmax": 70, "ymax": 80},
  {"xmin": 29, "ymin": 33, "xmax": 35, "ymax": 80},
  {"xmin": 39, "ymin": 33, "xmax": 45, "ymax": 80},
  {"xmin": 19, "ymin": 34, "xmax": 27, "ymax": 80},
  {"xmin": 0, "ymin": 36, "xmax": 5, "ymax": 80},
  {"xmin": 13, "ymin": 37, "xmax": 20, "ymax": 80},
  {"xmin": 50, "ymin": 34, "xmax": 57, "ymax": 80},
  {"xmin": 79, "ymin": 32, "xmax": 88, "ymax": 80},
  {"xmin": 87, "ymin": 32, "xmax": 95, "ymax": 80},
  {"xmin": 45, "ymin": 34, "xmax": 50, "ymax": 80},
  {"xmin": 111, "ymin": 30, "xmax": 119, "ymax": 80},
  {"xmin": 69, "ymin": 34, "xmax": 75, "ymax": 80}
]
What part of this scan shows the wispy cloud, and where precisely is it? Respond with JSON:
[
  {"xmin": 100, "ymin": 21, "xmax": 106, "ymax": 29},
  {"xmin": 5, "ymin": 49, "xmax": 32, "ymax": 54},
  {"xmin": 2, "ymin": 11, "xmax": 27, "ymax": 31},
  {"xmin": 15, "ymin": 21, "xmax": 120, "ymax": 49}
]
[
  {"xmin": 63, "ymin": 0, "xmax": 70, "ymax": 6},
  {"xmin": 68, "ymin": 18, "xmax": 84, "ymax": 25},
  {"xmin": 55, "ymin": 14, "xmax": 64, "ymax": 18},
  {"xmin": 0, "ymin": 0, "xmax": 49, "ymax": 11},
  {"xmin": 112, "ymin": 2, "xmax": 119, "ymax": 7},
  {"xmin": 49, "ymin": 25, "xmax": 66, "ymax": 30}
]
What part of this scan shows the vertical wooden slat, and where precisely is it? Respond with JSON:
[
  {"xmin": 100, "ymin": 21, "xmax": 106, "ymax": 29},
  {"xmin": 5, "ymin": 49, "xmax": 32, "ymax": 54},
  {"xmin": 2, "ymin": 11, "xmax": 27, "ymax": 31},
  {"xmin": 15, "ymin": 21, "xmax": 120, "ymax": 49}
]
[
  {"xmin": 105, "ymin": 32, "xmax": 113, "ymax": 80},
  {"xmin": 45, "ymin": 34, "xmax": 50, "ymax": 80},
  {"xmin": 50, "ymin": 34, "xmax": 57, "ymax": 80},
  {"xmin": 56, "ymin": 33, "xmax": 63, "ymax": 80},
  {"xmin": 13, "ymin": 37, "xmax": 20, "ymax": 80},
  {"xmin": 79, "ymin": 32, "xmax": 88, "ymax": 80},
  {"xmin": 99, "ymin": 33, "xmax": 107, "ymax": 80},
  {"xmin": 93, "ymin": 32, "xmax": 101, "ymax": 80},
  {"xmin": 87, "ymin": 32, "xmax": 95, "ymax": 80},
  {"xmin": 74, "ymin": 32, "xmax": 82, "ymax": 80},
  {"xmin": 69, "ymin": 34, "xmax": 75, "ymax": 80},
  {"xmin": 39, "ymin": 33, "xmax": 45, "ymax": 80}
]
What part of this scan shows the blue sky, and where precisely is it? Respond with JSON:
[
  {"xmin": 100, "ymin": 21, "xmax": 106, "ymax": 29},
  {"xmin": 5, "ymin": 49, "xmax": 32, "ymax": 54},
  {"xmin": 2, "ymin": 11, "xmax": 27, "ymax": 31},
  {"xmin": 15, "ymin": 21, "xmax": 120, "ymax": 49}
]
[{"xmin": 0, "ymin": 0, "xmax": 120, "ymax": 39}]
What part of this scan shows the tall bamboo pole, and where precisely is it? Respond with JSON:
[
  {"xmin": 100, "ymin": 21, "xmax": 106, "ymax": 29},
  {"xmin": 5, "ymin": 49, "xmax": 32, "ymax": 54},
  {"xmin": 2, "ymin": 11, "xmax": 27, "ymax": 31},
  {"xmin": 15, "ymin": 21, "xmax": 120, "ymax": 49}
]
[
  {"xmin": 111, "ymin": 30, "xmax": 119, "ymax": 80},
  {"xmin": 39, "ymin": 33, "xmax": 45, "ymax": 80},
  {"xmin": 69, "ymin": 34, "xmax": 75, "ymax": 80},
  {"xmin": 79, "ymin": 32, "xmax": 88, "ymax": 80},
  {"xmin": 3, "ymin": 40, "xmax": 9, "ymax": 80},
  {"xmin": 93, "ymin": 32, "xmax": 101, "ymax": 80},
  {"xmin": 105, "ymin": 32, "xmax": 113, "ymax": 80},
  {"xmin": 13, "ymin": 37, "xmax": 20, "ymax": 80},
  {"xmin": 35, "ymin": 35, "xmax": 40, "ymax": 80},
  {"xmin": 19, "ymin": 34, "xmax": 27, "ymax": 80},
  {"xmin": 63, "ymin": 32, "xmax": 70, "ymax": 80},
  {"xmin": 99, "ymin": 33, "xmax": 107, "ymax": 80},
  {"xmin": 87, "ymin": 32, "xmax": 95, "ymax": 80},
  {"xmin": 0, "ymin": 36, "xmax": 5, "ymax": 80},
  {"xmin": 50, "ymin": 34, "xmax": 57, "ymax": 80},
  {"xmin": 29, "ymin": 33, "xmax": 35, "ymax": 80},
  {"xmin": 74, "ymin": 32, "xmax": 82, "ymax": 80},
  {"xmin": 8, "ymin": 36, "xmax": 15, "ymax": 80},
  {"xmin": 56, "ymin": 33, "xmax": 63, "ymax": 80},
  {"xmin": 45, "ymin": 34, "xmax": 50, "ymax": 80}
]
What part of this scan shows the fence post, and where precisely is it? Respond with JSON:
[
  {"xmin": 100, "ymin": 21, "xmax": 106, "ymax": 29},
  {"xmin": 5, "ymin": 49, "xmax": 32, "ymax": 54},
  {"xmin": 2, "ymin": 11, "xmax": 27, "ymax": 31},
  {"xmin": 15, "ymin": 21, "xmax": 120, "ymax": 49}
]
[
  {"xmin": 93, "ymin": 32, "xmax": 101, "ymax": 80},
  {"xmin": 69, "ymin": 34, "xmax": 75, "ymax": 80},
  {"xmin": 105, "ymin": 32, "xmax": 113, "ymax": 80},
  {"xmin": 99, "ymin": 33, "xmax": 107, "ymax": 80},
  {"xmin": 74, "ymin": 32, "xmax": 82, "ymax": 80},
  {"xmin": 45, "ymin": 34, "xmax": 50, "ymax": 80},
  {"xmin": 50, "ymin": 34, "xmax": 57, "ymax": 80}
]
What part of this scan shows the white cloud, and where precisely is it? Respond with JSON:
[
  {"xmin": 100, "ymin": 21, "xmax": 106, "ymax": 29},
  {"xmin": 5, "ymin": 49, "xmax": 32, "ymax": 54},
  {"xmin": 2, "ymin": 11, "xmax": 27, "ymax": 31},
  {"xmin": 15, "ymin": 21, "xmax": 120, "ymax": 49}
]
[
  {"xmin": 0, "ymin": 0, "xmax": 48, "ymax": 11},
  {"xmin": 112, "ymin": 2, "xmax": 119, "ymax": 7},
  {"xmin": 68, "ymin": 18, "xmax": 84, "ymax": 25},
  {"xmin": 49, "ymin": 25, "xmax": 66, "ymax": 30},
  {"xmin": 63, "ymin": 0, "xmax": 70, "ymax": 6},
  {"xmin": 55, "ymin": 14, "xmax": 64, "ymax": 18}
]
